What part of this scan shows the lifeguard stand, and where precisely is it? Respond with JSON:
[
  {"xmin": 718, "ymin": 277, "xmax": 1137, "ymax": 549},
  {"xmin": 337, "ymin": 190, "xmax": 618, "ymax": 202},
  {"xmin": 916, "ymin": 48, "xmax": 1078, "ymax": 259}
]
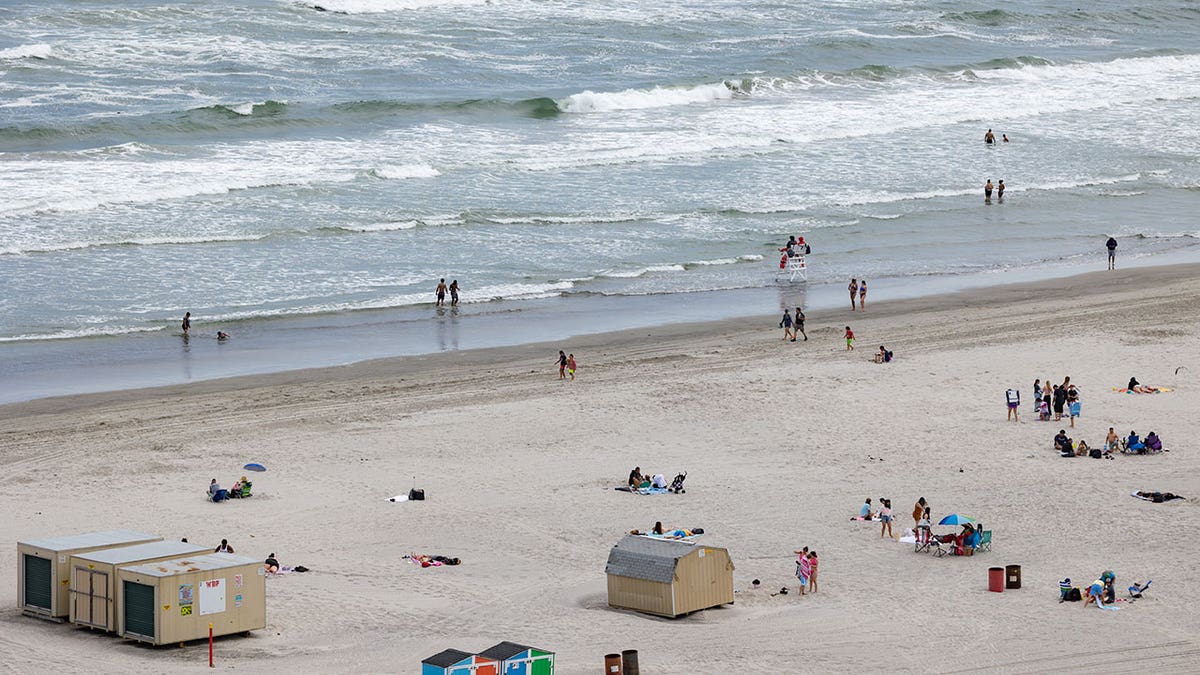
[{"xmin": 776, "ymin": 250, "xmax": 807, "ymax": 283}]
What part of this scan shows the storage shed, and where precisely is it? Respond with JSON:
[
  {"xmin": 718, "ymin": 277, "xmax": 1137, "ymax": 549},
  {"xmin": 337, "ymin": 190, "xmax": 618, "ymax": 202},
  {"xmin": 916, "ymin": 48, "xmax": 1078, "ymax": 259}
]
[
  {"xmin": 115, "ymin": 553, "xmax": 265, "ymax": 645},
  {"xmin": 605, "ymin": 535, "xmax": 734, "ymax": 618},
  {"xmin": 18, "ymin": 530, "xmax": 162, "ymax": 620},
  {"xmin": 422, "ymin": 649, "xmax": 498, "ymax": 675},
  {"xmin": 478, "ymin": 641, "xmax": 556, "ymax": 675},
  {"xmin": 69, "ymin": 540, "xmax": 210, "ymax": 632}
]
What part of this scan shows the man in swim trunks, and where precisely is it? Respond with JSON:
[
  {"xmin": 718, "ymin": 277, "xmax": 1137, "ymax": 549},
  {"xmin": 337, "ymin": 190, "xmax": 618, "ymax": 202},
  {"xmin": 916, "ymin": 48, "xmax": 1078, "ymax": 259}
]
[
  {"xmin": 435, "ymin": 278, "xmax": 447, "ymax": 307},
  {"xmin": 449, "ymin": 279, "xmax": 459, "ymax": 306},
  {"xmin": 181, "ymin": 311, "xmax": 191, "ymax": 335},
  {"xmin": 794, "ymin": 307, "xmax": 807, "ymax": 341},
  {"xmin": 984, "ymin": 179, "xmax": 994, "ymax": 202},
  {"xmin": 984, "ymin": 129, "xmax": 995, "ymax": 144},
  {"xmin": 1106, "ymin": 236, "xmax": 1117, "ymax": 270}
]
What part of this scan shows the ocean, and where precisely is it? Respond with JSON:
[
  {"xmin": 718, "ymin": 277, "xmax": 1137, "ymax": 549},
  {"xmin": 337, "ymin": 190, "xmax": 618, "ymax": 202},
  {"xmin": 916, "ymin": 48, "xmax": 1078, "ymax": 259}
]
[{"xmin": 2, "ymin": 0, "xmax": 1199, "ymax": 400}]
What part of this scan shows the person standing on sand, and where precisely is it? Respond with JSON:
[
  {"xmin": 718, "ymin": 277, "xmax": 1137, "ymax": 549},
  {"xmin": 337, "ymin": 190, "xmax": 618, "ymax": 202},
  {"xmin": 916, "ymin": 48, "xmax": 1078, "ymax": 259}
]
[
  {"xmin": 848, "ymin": 278, "xmax": 858, "ymax": 310},
  {"xmin": 807, "ymin": 551, "xmax": 818, "ymax": 593},
  {"xmin": 435, "ymin": 278, "xmax": 447, "ymax": 307},
  {"xmin": 796, "ymin": 547, "xmax": 812, "ymax": 595},
  {"xmin": 556, "ymin": 350, "xmax": 567, "ymax": 379},
  {"xmin": 879, "ymin": 499, "xmax": 894, "ymax": 539},
  {"xmin": 1006, "ymin": 388, "xmax": 1020, "ymax": 422},
  {"xmin": 984, "ymin": 129, "xmax": 995, "ymax": 144},
  {"xmin": 844, "ymin": 326, "xmax": 854, "ymax": 351},
  {"xmin": 794, "ymin": 307, "xmax": 807, "ymax": 341},
  {"xmin": 567, "ymin": 353, "xmax": 577, "ymax": 381},
  {"xmin": 858, "ymin": 279, "xmax": 867, "ymax": 310},
  {"xmin": 1106, "ymin": 236, "xmax": 1118, "ymax": 270},
  {"xmin": 449, "ymin": 280, "xmax": 459, "ymax": 307},
  {"xmin": 984, "ymin": 179, "xmax": 994, "ymax": 202},
  {"xmin": 997, "ymin": 180, "xmax": 1005, "ymax": 201},
  {"xmin": 912, "ymin": 497, "xmax": 927, "ymax": 527},
  {"xmin": 181, "ymin": 311, "xmax": 191, "ymax": 335},
  {"xmin": 779, "ymin": 308, "xmax": 794, "ymax": 341}
]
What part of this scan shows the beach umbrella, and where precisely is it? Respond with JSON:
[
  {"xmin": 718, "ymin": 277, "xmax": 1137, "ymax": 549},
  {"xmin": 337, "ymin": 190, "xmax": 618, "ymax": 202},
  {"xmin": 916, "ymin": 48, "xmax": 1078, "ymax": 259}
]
[{"xmin": 938, "ymin": 514, "xmax": 976, "ymax": 526}]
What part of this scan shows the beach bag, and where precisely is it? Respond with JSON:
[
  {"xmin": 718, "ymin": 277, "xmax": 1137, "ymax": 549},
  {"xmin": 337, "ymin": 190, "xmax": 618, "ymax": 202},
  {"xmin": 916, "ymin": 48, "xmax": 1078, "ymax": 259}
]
[
  {"xmin": 409, "ymin": 488, "xmax": 425, "ymax": 501},
  {"xmin": 1089, "ymin": 448, "xmax": 1102, "ymax": 459},
  {"xmin": 1066, "ymin": 587, "xmax": 1082, "ymax": 601}
]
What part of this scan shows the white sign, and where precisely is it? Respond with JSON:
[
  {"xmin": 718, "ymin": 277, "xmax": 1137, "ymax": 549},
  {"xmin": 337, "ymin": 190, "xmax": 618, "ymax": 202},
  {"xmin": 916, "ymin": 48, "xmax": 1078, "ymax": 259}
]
[{"xmin": 199, "ymin": 578, "xmax": 226, "ymax": 616}]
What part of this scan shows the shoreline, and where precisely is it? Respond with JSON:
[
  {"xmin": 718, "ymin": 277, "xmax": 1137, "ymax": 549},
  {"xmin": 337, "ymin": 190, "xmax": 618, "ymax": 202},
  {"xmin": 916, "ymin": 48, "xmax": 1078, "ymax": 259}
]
[{"xmin": 5, "ymin": 260, "xmax": 1198, "ymax": 420}]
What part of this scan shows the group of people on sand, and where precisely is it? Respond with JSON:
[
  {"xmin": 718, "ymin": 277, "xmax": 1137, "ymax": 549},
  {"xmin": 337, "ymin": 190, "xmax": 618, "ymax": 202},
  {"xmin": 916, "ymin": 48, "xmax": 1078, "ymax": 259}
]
[
  {"xmin": 628, "ymin": 467, "xmax": 667, "ymax": 490},
  {"xmin": 790, "ymin": 546, "xmax": 819, "ymax": 594},
  {"xmin": 848, "ymin": 278, "xmax": 866, "ymax": 311},
  {"xmin": 556, "ymin": 350, "xmax": 577, "ymax": 380},
  {"xmin": 1029, "ymin": 376, "xmax": 1081, "ymax": 426},
  {"xmin": 208, "ymin": 476, "xmax": 251, "ymax": 502},
  {"xmin": 778, "ymin": 307, "xmax": 807, "ymax": 341}
]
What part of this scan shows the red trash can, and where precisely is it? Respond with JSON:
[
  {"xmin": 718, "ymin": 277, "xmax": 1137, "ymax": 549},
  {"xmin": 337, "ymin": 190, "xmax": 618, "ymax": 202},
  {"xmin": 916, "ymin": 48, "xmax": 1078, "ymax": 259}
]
[{"xmin": 988, "ymin": 567, "xmax": 1005, "ymax": 592}]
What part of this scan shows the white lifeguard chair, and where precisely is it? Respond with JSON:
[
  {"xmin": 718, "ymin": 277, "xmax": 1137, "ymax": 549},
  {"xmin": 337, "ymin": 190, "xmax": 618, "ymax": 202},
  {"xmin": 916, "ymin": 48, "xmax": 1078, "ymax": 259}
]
[{"xmin": 776, "ymin": 250, "xmax": 808, "ymax": 283}]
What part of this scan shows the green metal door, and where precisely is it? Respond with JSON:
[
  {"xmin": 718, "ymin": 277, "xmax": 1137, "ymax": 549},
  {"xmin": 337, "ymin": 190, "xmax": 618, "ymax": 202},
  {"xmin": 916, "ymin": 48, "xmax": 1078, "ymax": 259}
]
[
  {"xmin": 123, "ymin": 581, "xmax": 155, "ymax": 639},
  {"xmin": 23, "ymin": 554, "xmax": 52, "ymax": 610}
]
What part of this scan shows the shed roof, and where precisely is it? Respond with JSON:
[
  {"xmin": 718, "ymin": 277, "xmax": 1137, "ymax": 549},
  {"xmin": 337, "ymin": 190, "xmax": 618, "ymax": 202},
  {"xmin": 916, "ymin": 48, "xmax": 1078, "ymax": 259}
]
[
  {"xmin": 19, "ymin": 530, "xmax": 160, "ymax": 551},
  {"xmin": 422, "ymin": 648, "xmax": 473, "ymax": 668},
  {"xmin": 605, "ymin": 535, "xmax": 697, "ymax": 583},
  {"xmin": 73, "ymin": 540, "xmax": 209, "ymax": 565},
  {"xmin": 478, "ymin": 641, "xmax": 531, "ymax": 661},
  {"xmin": 122, "ymin": 553, "xmax": 260, "ymax": 577}
]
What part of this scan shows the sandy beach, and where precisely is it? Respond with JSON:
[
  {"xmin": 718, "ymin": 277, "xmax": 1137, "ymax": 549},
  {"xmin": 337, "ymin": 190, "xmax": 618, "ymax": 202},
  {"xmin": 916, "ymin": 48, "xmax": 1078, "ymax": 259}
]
[{"xmin": 2, "ymin": 263, "xmax": 1199, "ymax": 673}]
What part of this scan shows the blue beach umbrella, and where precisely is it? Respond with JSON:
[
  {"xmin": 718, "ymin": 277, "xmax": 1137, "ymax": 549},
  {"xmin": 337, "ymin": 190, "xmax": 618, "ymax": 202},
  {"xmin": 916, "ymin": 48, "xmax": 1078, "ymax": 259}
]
[{"xmin": 938, "ymin": 514, "xmax": 976, "ymax": 526}]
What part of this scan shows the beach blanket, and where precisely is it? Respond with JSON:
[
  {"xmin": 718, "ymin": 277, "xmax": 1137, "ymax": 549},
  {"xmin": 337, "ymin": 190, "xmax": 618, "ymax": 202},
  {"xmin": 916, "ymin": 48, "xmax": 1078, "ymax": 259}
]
[
  {"xmin": 615, "ymin": 486, "xmax": 669, "ymax": 494},
  {"xmin": 405, "ymin": 554, "xmax": 460, "ymax": 568},
  {"xmin": 850, "ymin": 515, "xmax": 881, "ymax": 522},
  {"xmin": 641, "ymin": 532, "xmax": 700, "ymax": 542},
  {"xmin": 1112, "ymin": 387, "xmax": 1172, "ymax": 394}
]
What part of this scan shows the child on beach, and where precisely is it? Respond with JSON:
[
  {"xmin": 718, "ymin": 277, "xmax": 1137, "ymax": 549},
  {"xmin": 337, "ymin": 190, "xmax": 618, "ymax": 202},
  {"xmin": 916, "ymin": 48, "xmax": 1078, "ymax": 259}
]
[
  {"xmin": 556, "ymin": 350, "xmax": 567, "ymax": 379},
  {"xmin": 567, "ymin": 354, "xmax": 577, "ymax": 380},
  {"xmin": 844, "ymin": 326, "xmax": 854, "ymax": 350}
]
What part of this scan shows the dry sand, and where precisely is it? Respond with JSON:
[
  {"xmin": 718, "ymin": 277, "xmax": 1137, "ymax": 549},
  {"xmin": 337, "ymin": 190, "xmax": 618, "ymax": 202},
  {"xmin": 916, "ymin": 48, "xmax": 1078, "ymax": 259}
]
[{"xmin": 2, "ymin": 264, "xmax": 1199, "ymax": 673}]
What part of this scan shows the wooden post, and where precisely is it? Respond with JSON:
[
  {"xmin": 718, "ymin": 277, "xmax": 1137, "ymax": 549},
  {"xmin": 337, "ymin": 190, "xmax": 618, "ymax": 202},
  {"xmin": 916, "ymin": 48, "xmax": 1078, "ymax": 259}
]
[{"xmin": 209, "ymin": 623, "xmax": 214, "ymax": 667}]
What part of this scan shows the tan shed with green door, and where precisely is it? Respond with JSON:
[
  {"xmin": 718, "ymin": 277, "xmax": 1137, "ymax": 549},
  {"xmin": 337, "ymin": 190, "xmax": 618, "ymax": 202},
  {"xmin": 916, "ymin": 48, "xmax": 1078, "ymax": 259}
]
[
  {"xmin": 69, "ymin": 540, "xmax": 210, "ymax": 632},
  {"xmin": 605, "ymin": 535, "xmax": 734, "ymax": 618},
  {"xmin": 116, "ymin": 553, "xmax": 265, "ymax": 645},
  {"xmin": 17, "ymin": 530, "xmax": 162, "ymax": 621}
]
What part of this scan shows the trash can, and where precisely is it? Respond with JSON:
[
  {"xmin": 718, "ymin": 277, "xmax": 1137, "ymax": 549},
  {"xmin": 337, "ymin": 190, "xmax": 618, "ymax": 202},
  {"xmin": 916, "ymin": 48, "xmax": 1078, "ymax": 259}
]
[
  {"xmin": 1006, "ymin": 564, "xmax": 1022, "ymax": 589},
  {"xmin": 621, "ymin": 649, "xmax": 640, "ymax": 675},
  {"xmin": 988, "ymin": 567, "xmax": 1005, "ymax": 593},
  {"xmin": 605, "ymin": 654, "xmax": 622, "ymax": 673}
]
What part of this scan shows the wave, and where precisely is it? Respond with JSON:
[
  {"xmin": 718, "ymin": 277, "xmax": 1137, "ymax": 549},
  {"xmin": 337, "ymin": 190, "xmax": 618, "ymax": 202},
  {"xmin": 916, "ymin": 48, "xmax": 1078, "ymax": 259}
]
[
  {"xmin": 0, "ymin": 325, "xmax": 165, "ymax": 343},
  {"xmin": 326, "ymin": 221, "xmax": 419, "ymax": 232},
  {"xmin": 558, "ymin": 82, "xmax": 738, "ymax": 114},
  {"xmin": 302, "ymin": 0, "xmax": 489, "ymax": 13},
  {"xmin": 370, "ymin": 164, "xmax": 440, "ymax": 180},
  {"xmin": 0, "ymin": 234, "xmax": 270, "ymax": 257},
  {"xmin": 598, "ymin": 264, "xmax": 686, "ymax": 279},
  {"xmin": 684, "ymin": 254, "xmax": 764, "ymax": 267},
  {"xmin": 0, "ymin": 44, "xmax": 53, "ymax": 60}
]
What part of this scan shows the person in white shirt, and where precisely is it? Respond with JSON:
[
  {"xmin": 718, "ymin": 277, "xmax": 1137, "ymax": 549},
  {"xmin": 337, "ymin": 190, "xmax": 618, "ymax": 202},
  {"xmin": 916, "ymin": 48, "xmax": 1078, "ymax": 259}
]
[{"xmin": 651, "ymin": 474, "xmax": 667, "ymax": 489}]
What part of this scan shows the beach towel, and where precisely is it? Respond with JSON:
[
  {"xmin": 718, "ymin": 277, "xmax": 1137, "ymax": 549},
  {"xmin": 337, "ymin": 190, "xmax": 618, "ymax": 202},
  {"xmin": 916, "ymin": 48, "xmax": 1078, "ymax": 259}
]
[
  {"xmin": 637, "ymin": 487, "xmax": 669, "ymax": 495},
  {"xmin": 642, "ymin": 532, "xmax": 699, "ymax": 542},
  {"xmin": 851, "ymin": 515, "xmax": 881, "ymax": 522},
  {"xmin": 1112, "ymin": 387, "xmax": 1171, "ymax": 394},
  {"xmin": 1130, "ymin": 491, "xmax": 1184, "ymax": 502}
]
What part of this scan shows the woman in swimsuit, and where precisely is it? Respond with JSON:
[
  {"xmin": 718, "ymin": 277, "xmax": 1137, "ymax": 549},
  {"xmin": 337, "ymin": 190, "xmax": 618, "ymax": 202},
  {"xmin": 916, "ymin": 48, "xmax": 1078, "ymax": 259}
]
[
  {"xmin": 848, "ymin": 278, "xmax": 858, "ymax": 310},
  {"xmin": 858, "ymin": 279, "xmax": 866, "ymax": 310}
]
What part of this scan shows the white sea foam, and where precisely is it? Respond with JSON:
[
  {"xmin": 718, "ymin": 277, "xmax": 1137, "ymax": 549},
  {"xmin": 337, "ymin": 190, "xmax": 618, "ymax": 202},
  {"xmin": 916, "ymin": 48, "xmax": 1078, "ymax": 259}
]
[
  {"xmin": 0, "ymin": 234, "xmax": 268, "ymax": 256},
  {"xmin": 301, "ymin": 0, "xmax": 488, "ymax": 13},
  {"xmin": 373, "ymin": 164, "xmax": 441, "ymax": 180},
  {"xmin": 558, "ymin": 82, "xmax": 737, "ymax": 113},
  {"xmin": 599, "ymin": 264, "xmax": 686, "ymax": 278},
  {"xmin": 335, "ymin": 221, "xmax": 419, "ymax": 232},
  {"xmin": 0, "ymin": 44, "xmax": 53, "ymax": 59},
  {"xmin": 0, "ymin": 325, "xmax": 165, "ymax": 343}
]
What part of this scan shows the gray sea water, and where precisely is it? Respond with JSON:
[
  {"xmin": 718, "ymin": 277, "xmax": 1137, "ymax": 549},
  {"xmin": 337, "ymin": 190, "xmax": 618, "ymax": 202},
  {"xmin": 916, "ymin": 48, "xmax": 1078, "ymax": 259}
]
[{"xmin": 2, "ymin": 0, "xmax": 1199, "ymax": 400}]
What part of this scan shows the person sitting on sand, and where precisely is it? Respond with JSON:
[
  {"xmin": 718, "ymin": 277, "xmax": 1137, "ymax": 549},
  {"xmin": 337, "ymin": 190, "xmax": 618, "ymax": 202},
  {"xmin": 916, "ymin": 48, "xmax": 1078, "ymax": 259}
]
[
  {"xmin": 1038, "ymin": 399, "xmax": 1050, "ymax": 421},
  {"xmin": 628, "ymin": 467, "xmax": 643, "ymax": 489},
  {"xmin": 651, "ymin": 473, "xmax": 667, "ymax": 489},
  {"xmin": 1145, "ymin": 432, "xmax": 1162, "ymax": 452},
  {"xmin": 1105, "ymin": 427, "xmax": 1120, "ymax": 452},
  {"xmin": 264, "ymin": 553, "xmax": 280, "ymax": 574},
  {"xmin": 858, "ymin": 497, "xmax": 873, "ymax": 520},
  {"xmin": 1126, "ymin": 431, "xmax": 1145, "ymax": 453},
  {"xmin": 1075, "ymin": 440, "xmax": 1090, "ymax": 457},
  {"xmin": 1054, "ymin": 430, "xmax": 1072, "ymax": 454},
  {"xmin": 916, "ymin": 508, "xmax": 932, "ymax": 543},
  {"xmin": 652, "ymin": 521, "xmax": 665, "ymax": 535},
  {"xmin": 1127, "ymin": 377, "xmax": 1159, "ymax": 394},
  {"xmin": 873, "ymin": 345, "xmax": 891, "ymax": 363}
]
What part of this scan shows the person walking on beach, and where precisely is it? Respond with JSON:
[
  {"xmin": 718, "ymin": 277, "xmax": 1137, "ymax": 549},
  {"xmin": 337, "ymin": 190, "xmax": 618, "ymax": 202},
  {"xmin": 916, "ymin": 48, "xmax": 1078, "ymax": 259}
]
[
  {"xmin": 779, "ymin": 308, "xmax": 794, "ymax": 341},
  {"xmin": 848, "ymin": 278, "xmax": 858, "ymax": 310},
  {"xmin": 556, "ymin": 350, "xmax": 567, "ymax": 379},
  {"xmin": 1106, "ymin": 236, "xmax": 1118, "ymax": 270},
  {"xmin": 844, "ymin": 326, "xmax": 855, "ymax": 351},
  {"xmin": 794, "ymin": 307, "xmax": 807, "ymax": 341},
  {"xmin": 1006, "ymin": 388, "xmax": 1020, "ymax": 422},
  {"xmin": 879, "ymin": 499, "xmax": 894, "ymax": 539},
  {"xmin": 984, "ymin": 129, "xmax": 995, "ymax": 144},
  {"xmin": 435, "ymin": 278, "xmax": 447, "ymax": 307},
  {"xmin": 984, "ymin": 179, "xmax": 994, "ymax": 203},
  {"xmin": 449, "ymin": 280, "xmax": 459, "ymax": 307},
  {"xmin": 997, "ymin": 180, "xmax": 1005, "ymax": 202},
  {"xmin": 858, "ymin": 279, "xmax": 867, "ymax": 310},
  {"xmin": 181, "ymin": 311, "xmax": 191, "ymax": 335},
  {"xmin": 567, "ymin": 353, "xmax": 577, "ymax": 381}
]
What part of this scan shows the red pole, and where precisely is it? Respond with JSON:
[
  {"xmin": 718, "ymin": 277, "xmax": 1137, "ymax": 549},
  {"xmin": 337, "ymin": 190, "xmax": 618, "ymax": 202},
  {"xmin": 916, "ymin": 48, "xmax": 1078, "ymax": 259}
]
[{"xmin": 209, "ymin": 623, "xmax": 214, "ymax": 667}]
